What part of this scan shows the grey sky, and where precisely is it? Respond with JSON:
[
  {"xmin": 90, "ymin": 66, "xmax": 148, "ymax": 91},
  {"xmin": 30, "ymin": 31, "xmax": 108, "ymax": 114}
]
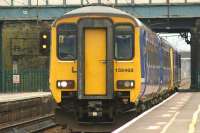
[{"xmin": 160, "ymin": 34, "xmax": 190, "ymax": 52}]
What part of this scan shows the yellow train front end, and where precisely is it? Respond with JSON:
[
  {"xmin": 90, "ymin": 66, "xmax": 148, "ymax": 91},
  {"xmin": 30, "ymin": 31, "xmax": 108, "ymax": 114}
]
[{"xmin": 49, "ymin": 6, "xmax": 142, "ymax": 127}]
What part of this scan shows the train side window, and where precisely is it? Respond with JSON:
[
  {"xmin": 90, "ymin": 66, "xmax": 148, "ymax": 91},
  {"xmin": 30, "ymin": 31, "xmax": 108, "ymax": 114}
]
[
  {"xmin": 57, "ymin": 24, "xmax": 77, "ymax": 60},
  {"xmin": 114, "ymin": 25, "xmax": 134, "ymax": 60}
]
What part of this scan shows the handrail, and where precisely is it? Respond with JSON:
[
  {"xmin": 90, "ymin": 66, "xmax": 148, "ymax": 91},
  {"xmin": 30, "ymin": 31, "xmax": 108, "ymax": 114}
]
[{"xmin": 0, "ymin": 0, "xmax": 200, "ymax": 7}]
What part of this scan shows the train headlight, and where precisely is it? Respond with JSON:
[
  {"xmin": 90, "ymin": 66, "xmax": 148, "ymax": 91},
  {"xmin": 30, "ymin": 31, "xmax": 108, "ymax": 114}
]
[
  {"xmin": 117, "ymin": 80, "xmax": 135, "ymax": 89},
  {"xmin": 57, "ymin": 80, "xmax": 75, "ymax": 89},
  {"xmin": 61, "ymin": 81, "xmax": 68, "ymax": 88},
  {"xmin": 42, "ymin": 34, "xmax": 47, "ymax": 39}
]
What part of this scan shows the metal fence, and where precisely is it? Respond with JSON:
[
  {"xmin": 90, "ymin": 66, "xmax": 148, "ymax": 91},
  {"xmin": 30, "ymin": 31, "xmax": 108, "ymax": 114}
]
[
  {"xmin": 198, "ymin": 72, "xmax": 200, "ymax": 89},
  {"xmin": 0, "ymin": 69, "xmax": 49, "ymax": 93},
  {"xmin": 191, "ymin": 71, "xmax": 200, "ymax": 89},
  {"xmin": 0, "ymin": 0, "xmax": 200, "ymax": 7}
]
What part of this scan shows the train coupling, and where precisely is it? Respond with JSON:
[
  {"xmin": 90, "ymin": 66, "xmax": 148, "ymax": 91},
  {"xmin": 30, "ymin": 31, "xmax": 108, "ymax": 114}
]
[{"xmin": 88, "ymin": 101, "xmax": 103, "ymax": 117}]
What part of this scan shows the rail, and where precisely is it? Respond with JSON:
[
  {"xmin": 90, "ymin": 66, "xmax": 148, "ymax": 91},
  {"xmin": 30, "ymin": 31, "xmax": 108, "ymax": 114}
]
[{"xmin": 0, "ymin": 114, "xmax": 57, "ymax": 133}]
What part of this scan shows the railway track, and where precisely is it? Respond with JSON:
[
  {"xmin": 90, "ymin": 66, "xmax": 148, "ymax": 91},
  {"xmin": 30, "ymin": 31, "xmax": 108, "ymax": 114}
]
[
  {"xmin": 0, "ymin": 114, "xmax": 57, "ymax": 133},
  {"xmin": 0, "ymin": 91, "xmax": 177, "ymax": 133},
  {"xmin": 0, "ymin": 112, "xmax": 115, "ymax": 133}
]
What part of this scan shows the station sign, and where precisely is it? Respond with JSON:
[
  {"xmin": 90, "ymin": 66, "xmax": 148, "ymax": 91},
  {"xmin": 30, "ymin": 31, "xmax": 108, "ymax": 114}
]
[{"xmin": 13, "ymin": 75, "xmax": 20, "ymax": 84}]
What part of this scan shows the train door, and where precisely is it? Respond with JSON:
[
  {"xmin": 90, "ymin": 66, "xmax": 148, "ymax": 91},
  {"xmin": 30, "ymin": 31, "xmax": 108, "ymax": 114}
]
[
  {"xmin": 77, "ymin": 19, "xmax": 113, "ymax": 99},
  {"xmin": 84, "ymin": 29, "xmax": 106, "ymax": 95}
]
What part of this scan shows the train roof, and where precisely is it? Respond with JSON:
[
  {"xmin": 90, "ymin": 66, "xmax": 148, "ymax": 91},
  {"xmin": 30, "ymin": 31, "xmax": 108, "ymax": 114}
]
[
  {"xmin": 65, "ymin": 6, "xmax": 129, "ymax": 16},
  {"xmin": 62, "ymin": 5, "xmax": 142, "ymax": 26}
]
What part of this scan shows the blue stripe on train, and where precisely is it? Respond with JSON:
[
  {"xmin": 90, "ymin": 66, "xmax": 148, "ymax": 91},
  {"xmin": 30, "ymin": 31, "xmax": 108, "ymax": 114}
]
[{"xmin": 159, "ymin": 38, "xmax": 163, "ymax": 86}]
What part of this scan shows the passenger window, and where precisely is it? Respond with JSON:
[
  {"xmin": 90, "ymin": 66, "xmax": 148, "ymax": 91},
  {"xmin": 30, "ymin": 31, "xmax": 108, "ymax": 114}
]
[
  {"xmin": 57, "ymin": 24, "xmax": 77, "ymax": 60},
  {"xmin": 114, "ymin": 25, "xmax": 134, "ymax": 60}
]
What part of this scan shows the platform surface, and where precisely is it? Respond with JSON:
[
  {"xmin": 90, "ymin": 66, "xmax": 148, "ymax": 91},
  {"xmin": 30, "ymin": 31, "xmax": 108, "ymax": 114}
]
[
  {"xmin": 114, "ymin": 92, "xmax": 200, "ymax": 133},
  {"xmin": 0, "ymin": 92, "xmax": 51, "ymax": 103}
]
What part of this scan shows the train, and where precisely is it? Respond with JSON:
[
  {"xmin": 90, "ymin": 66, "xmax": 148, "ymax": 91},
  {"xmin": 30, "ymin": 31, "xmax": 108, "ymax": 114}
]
[{"xmin": 49, "ymin": 5, "xmax": 181, "ymax": 132}]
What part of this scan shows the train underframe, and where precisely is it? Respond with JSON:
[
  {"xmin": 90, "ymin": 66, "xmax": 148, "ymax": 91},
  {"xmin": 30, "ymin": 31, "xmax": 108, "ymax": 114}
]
[{"xmin": 54, "ymin": 89, "xmax": 176, "ymax": 132}]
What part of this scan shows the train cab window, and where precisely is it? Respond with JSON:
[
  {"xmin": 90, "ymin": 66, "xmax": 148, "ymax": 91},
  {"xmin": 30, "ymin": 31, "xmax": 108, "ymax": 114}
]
[
  {"xmin": 57, "ymin": 24, "xmax": 77, "ymax": 60},
  {"xmin": 114, "ymin": 25, "xmax": 134, "ymax": 60}
]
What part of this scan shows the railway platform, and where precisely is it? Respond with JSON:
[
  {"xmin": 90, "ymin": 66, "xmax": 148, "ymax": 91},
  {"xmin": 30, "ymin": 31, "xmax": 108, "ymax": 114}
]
[
  {"xmin": 113, "ymin": 91, "xmax": 200, "ymax": 133},
  {"xmin": 0, "ymin": 92, "xmax": 51, "ymax": 102},
  {"xmin": 0, "ymin": 92, "xmax": 55, "ymax": 132}
]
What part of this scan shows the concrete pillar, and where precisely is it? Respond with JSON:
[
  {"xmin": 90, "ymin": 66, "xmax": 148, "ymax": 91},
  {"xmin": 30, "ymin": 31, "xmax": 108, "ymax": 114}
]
[
  {"xmin": 190, "ymin": 19, "xmax": 200, "ymax": 90},
  {"xmin": 190, "ymin": 36, "xmax": 196, "ymax": 89}
]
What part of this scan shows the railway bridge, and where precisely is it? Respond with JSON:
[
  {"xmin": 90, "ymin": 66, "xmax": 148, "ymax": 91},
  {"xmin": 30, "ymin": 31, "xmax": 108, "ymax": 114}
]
[{"xmin": 0, "ymin": 0, "xmax": 199, "ymax": 90}]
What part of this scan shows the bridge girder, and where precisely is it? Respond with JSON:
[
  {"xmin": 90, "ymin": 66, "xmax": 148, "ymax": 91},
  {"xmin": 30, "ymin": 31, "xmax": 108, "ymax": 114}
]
[
  {"xmin": 0, "ymin": 4, "xmax": 199, "ymax": 32},
  {"xmin": 0, "ymin": 4, "xmax": 200, "ymax": 20}
]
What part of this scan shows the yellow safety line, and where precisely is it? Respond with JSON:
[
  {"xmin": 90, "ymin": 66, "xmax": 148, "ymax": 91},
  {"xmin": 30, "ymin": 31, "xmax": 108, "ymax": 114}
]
[
  {"xmin": 160, "ymin": 112, "xmax": 180, "ymax": 133},
  {"xmin": 188, "ymin": 105, "xmax": 200, "ymax": 133}
]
